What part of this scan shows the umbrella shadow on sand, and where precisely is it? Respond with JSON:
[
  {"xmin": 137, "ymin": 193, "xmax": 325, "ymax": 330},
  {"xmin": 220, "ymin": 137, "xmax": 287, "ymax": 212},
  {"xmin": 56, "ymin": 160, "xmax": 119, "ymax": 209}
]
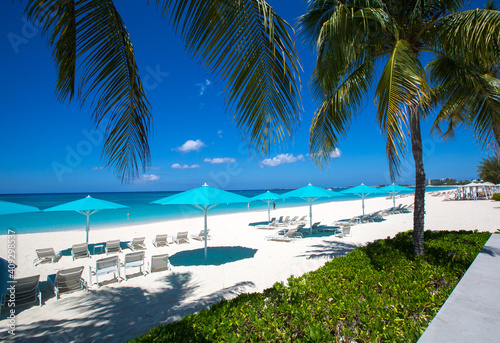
[{"xmin": 169, "ymin": 246, "xmax": 258, "ymax": 267}]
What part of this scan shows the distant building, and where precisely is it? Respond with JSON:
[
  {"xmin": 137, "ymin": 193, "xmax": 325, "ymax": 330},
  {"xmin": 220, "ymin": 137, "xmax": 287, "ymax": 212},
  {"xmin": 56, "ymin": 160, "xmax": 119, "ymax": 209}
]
[{"xmin": 426, "ymin": 178, "xmax": 453, "ymax": 185}]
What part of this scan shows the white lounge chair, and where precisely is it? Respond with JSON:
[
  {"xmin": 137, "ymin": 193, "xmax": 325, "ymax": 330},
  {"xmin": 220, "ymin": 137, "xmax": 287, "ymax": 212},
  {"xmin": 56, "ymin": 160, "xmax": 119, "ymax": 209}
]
[
  {"xmin": 127, "ymin": 237, "xmax": 146, "ymax": 251},
  {"xmin": 148, "ymin": 254, "xmax": 170, "ymax": 273},
  {"xmin": 33, "ymin": 248, "xmax": 61, "ymax": 266},
  {"xmin": 0, "ymin": 275, "xmax": 41, "ymax": 314},
  {"xmin": 336, "ymin": 226, "xmax": 352, "ymax": 238},
  {"xmin": 174, "ymin": 231, "xmax": 190, "ymax": 244},
  {"xmin": 89, "ymin": 256, "xmax": 120, "ymax": 287},
  {"xmin": 255, "ymin": 219, "xmax": 279, "ymax": 230},
  {"xmin": 266, "ymin": 226, "xmax": 303, "ymax": 242},
  {"xmin": 153, "ymin": 234, "xmax": 169, "ymax": 247},
  {"xmin": 105, "ymin": 240, "xmax": 122, "ymax": 255},
  {"xmin": 191, "ymin": 229, "xmax": 211, "ymax": 241},
  {"xmin": 72, "ymin": 243, "xmax": 90, "ymax": 261},
  {"xmin": 47, "ymin": 266, "xmax": 87, "ymax": 300},
  {"xmin": 121, "ymin": 251, "xmax": 146, "ymax": 280}
]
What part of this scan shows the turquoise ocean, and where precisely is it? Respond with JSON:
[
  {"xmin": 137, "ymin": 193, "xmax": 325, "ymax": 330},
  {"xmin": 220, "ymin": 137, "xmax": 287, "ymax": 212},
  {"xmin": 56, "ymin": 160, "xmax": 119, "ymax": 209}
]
[{"xmin": 0, "ymin": 186, "xmax": 456, "ymax": 235}]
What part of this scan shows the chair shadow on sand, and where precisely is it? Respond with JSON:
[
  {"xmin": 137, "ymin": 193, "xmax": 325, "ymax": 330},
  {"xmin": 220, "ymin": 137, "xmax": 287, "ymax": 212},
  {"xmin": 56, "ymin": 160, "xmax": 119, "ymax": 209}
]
[{"xmin": 169, "ymin": 246, "xmax": 258, "ymax": 267}]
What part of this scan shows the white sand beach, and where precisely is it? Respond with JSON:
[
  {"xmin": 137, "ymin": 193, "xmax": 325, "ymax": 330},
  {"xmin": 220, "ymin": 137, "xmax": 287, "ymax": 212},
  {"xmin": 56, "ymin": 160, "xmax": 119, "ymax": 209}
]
[{"xmin": 1, "ymin": 194, "xmax": 498, "ymax": 342}]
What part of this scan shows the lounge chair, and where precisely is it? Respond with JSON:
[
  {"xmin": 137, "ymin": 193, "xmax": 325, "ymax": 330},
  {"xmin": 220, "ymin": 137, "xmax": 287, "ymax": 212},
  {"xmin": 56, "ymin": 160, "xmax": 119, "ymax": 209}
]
[
  {"xmin": 72, "ymin": 243, "xmax": 90, "ymax": 261},
  {"xmin": 255, "ymin": 219, "xmax": 279, "ymax": 230},
  {"xmin": 1, "ymin": 275, "xmax": 41, "ymax": 314},
  {"xmin": 301, "ymin": 222, "xmax": 321, "ymax": 234},
  {"xmin": 277, "ymin": 216, "xmax": 291, "ymax": 227},
  {"xmin": 121, "ymin": 251, "xmax": 146, "ymax": 280},
  {"xmin": 89, "ymin": 256, "xmax": 120, "ymax": 287},
  {"xmin": 127, "ymin": 237, "xmax": 146, "ymax": 251},
  {"xmin": 174, "ymin": 231, "xmax": 190, "ymax": 244},
  {"xmin": 105, "ymin": 240, "xmax": 122, "ymax": 255},
  {"xmin": 33, "ymin": 247, "xmax": 61, "ymax": 266},
  {"xmin": 47, "ymin": 266, "xmax": 87, "ymax": 300},
  {"xmin": 148, "ymin": 254, "xmax": 170, "ymax": 273},
  {"xmin": 191, "ymin": 229, "xmax": 211, "ymax": 241},
  {"xmin": 153, "ymin": 234, "xmax": 169, "ymax": 247},
  {"xmin": 266, "ymin": 226, "xmax": 303, "ymax": 242},
  {"xmin": 336, "ymin": 226, "xmax": 352, "ymax": 238}
]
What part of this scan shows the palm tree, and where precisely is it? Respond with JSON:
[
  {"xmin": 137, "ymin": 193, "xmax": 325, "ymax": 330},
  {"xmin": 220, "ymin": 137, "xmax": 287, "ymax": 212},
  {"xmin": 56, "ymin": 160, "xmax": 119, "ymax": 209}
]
[
  {"xmin": 299, "ymin": 0, "xmax": 500, "ymax": 255},
  {"xmin": 478, "ymin": 155, "xmax": 500, "ymax": 184},
  {"xmin": 24, "ymin": 0, "xmax": 301, "ymax": 180}
]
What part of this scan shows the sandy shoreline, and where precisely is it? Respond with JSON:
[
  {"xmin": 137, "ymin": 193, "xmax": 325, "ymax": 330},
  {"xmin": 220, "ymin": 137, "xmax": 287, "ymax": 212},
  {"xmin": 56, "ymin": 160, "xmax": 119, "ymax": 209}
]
[{"xmin": 0, "ymin": 194, "xmax": 498, "ymax": 342}]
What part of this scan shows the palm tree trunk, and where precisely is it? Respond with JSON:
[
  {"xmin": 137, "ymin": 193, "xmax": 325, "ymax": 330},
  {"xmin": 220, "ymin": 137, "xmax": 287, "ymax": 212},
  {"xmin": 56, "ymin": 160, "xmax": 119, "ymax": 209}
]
[{"xmin": 409, "ymin": 103, "xmax": 425, "ymax": 256}]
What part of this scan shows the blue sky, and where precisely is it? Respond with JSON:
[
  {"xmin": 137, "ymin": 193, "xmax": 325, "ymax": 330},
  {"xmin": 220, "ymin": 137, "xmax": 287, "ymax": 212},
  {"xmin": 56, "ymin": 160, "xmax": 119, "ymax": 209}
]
[{"xmin": 0, "ymin": 0, "xmax": 492, "ymax": 194}]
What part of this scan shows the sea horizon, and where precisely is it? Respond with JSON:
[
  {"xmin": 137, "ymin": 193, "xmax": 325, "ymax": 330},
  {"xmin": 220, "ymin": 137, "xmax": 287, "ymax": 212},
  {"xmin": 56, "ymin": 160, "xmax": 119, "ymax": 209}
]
[{"xmin": 0, "ymin": 186, "xmax": 456, "ymax": 236}]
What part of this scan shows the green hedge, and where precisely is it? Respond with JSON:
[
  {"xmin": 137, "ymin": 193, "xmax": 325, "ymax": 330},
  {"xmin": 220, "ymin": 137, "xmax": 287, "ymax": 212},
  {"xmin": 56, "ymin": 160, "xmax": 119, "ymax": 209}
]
[
  {"xmin": 132, "ymin": 230, "xmax": 490, "ymax": 342},
  {"xmin": 492, "ymin": 193, "xmax": 500, "ymax": 201}
]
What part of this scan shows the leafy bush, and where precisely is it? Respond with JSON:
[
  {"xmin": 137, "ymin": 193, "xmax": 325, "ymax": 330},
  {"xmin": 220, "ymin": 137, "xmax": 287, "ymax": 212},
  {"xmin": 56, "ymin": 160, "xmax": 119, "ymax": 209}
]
[
  {"xmin": 492, "ymin": 193, "xmax": 500, "ymax": 201},
  {"xmin": 132, "ymin": 230, "xmax": 490, "ymax": 343}
]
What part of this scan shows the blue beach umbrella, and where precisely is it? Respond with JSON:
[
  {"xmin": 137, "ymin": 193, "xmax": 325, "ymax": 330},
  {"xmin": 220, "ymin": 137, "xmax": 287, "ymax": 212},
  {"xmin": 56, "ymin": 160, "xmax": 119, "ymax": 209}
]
[
  {"xmin": 379, "ymin": 184, "xmax": 414, "ymax": 209},
  {"xmin": 44, "ymin": 195, "xmax": 129, "ymax": 243},
  {"xmin": 282, "ymin": 184, "xmax": 343, "ymax": 234},
  {"xmin": 152, "ymin": 183, "xmax": 250, "ymax": 259},
  {"xmin": 249, "ymin": 191, "xmax": 287, "ymax": 223},
  {"xmin": 0, "ymin": 200, "xmax": 39, "ymax": 216},
  {"xmin": 341, "ymin": 183, "xmax": 384, "ymax": 216}
]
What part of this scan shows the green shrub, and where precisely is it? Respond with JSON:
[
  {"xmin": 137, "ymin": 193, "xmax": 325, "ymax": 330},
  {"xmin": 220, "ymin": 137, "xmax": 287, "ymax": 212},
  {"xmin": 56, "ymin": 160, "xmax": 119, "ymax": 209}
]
[
  {"xmin": 131, "ymin": 230, "xmax": 490, "ymax": 343},
  {"xmin": 492, "ymin": 193, "xmax": 500, "ymax": 201}
]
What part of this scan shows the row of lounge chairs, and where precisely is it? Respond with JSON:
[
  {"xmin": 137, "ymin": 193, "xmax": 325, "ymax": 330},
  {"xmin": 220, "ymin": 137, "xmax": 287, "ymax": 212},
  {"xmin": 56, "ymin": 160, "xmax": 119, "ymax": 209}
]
[
  {"xmin": 33, "ymin": 230, "xmax": 212, "ymax": 267},
  {"xmin": 255, "ymin": 215, "xmax": 307, "ymax": 230},
  {"xmin": 1, "ymin": 253, "xmax": 173, "ymax": 313}
]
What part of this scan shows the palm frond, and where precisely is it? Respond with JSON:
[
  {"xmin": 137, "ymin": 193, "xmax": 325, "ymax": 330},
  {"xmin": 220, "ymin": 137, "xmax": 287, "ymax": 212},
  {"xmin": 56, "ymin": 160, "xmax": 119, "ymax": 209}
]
[
  {"xmin": 309, "ymin": 60, "xmax": 376, "ymax": 165},
  {"xmin": 153, "ymin": 0, "xmax": 301, "ymax": 154},
  {"xmin": 429, "ymin": 53, "xmax": 500, "ymax": 149},
  {"xmin": 26, "ymin": 0, "xmax": 152, "ymax": 181},
  {"xmin": 433, "ymin": 8, "xmax": 500, "ymax": 66},
  {"xmin": 375, "ymin": 40, "xmax": 430, "ymax": 178}
]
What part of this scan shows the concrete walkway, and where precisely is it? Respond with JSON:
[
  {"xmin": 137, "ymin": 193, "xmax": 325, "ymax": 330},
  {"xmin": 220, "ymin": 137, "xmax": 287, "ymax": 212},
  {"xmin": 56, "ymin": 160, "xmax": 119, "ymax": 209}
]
[{"xmin": 418, "ymin": 233, "xmax": 500, "ymax": 342}]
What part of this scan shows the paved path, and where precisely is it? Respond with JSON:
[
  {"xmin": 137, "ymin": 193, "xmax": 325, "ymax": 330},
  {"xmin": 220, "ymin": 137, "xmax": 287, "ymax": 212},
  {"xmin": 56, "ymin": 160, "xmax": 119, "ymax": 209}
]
[{"xmin": 418, "ymin": 233, "xmax": 500, "ymax": 342}]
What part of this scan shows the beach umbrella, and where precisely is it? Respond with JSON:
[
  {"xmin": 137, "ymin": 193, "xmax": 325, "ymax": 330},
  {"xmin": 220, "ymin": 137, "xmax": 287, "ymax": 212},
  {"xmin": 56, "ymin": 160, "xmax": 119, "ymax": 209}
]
[
  {"xmin": 341, "ymin": 183, "xmax": 384, "ymax": 216},
  {"xmin": 249, "ymin": 191, "xmax": 287, "ymax": 223},
  {"xmin": 379, "ymin": 184, "xmax": 414, "ymax": 209},
  {"xmin": 0, "ymin": 200, "xmax": 39, "ymax": 216},
  {"xmin": 282, "ymin": 183, "xmax": 343, "ymax": 234},
  {"xmin": 44, "ymin": 195, "xmax": 128, "ymax": 243},
  {"xmin": 152, "ymin": 183, "xmax": 250, "ymax": 259}
]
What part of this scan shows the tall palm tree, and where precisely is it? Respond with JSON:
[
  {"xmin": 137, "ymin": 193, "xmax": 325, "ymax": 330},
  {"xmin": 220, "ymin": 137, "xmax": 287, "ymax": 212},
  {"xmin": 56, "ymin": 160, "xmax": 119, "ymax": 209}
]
[
  {"xmin": 299, "ymin": 0, "xmax": 500, "ymax": 255},
  {"xmin": 24, "ymin": 0, "xmax": 301, "ymax": 180}
]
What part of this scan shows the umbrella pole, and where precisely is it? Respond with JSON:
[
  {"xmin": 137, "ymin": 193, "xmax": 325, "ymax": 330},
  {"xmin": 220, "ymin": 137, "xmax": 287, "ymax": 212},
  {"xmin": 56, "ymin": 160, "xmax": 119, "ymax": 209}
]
[
  {"xmin": 204, "ymin": 207, "xmax": 208, "ymax": 259},
  {"xmin": 392, "ymin": 193, "xmax": 396, "ymax": 209},
  {"xmin": 86, "ymin": 213, "xmax": 90, "ymax": 243},
  {"xmin": 362, "ymin": 196, "xmax": 365, "ymax": 216},
  {"xmin": 309, "ymin": 200, "xmax": 313, "ymax": 235},
  {"xmin": 268, "ymin": 201, "xmax": 271, "ymax": 223}
]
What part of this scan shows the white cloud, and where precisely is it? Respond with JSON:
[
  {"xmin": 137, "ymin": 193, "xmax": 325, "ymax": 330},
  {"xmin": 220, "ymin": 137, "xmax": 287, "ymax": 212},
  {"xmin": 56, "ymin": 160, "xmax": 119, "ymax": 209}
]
[
  {"xmin": 174, "ymin": 139, "xmax": 206, "ymax": 153},
  {"xmin": 204, "ymin": 157, "xmax": 236, "ymax": 164},
  {"xmin": 141, "ymin": 174, "xmax": 160, "ymax": 181},
  {"xmin": 329, "ymin": 148, "xmax": 342, "ymax": 158},
  {"xmin": 259, "ymin": 154, "xmax": 304, "ymax": 167},
  {"xmin": 308, "ymin": 148, "xmax": 342, "ymax": 159},
  {"xmin": 217, "ymin": 130, "xmax": 223, "ymax": 138},
  {"xmin": 196, "ymin": 79, "xmax": 212, "ymax": 95},
  {"xmin": 171, "ymin": 163, "xmax": 201, "ymax": 169}
]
